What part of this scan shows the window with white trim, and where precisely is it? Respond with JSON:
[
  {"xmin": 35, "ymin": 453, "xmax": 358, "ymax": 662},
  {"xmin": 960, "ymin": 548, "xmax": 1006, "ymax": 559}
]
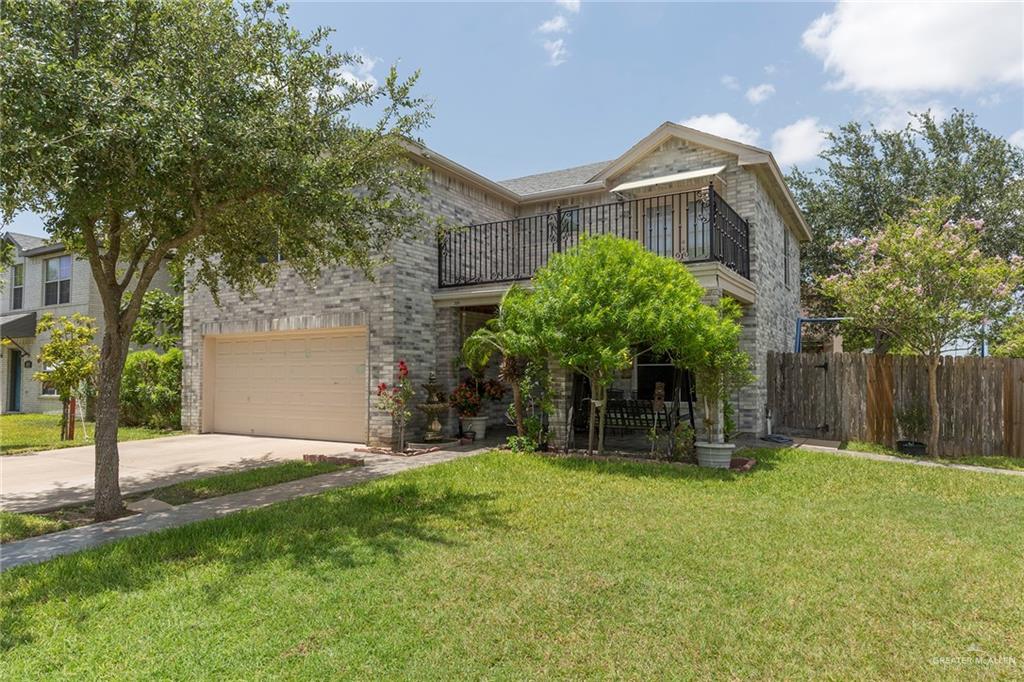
[
  {"xmin": 40, "ymin": 362, "xmax": 57, "ymax": 396},
  {"xmin": 11, "ymin": 263, "xmax": 24, "ymax": 310},
  {"xmin": 44, "ymin": 255, "xmax": 71, "ymax": 305}
]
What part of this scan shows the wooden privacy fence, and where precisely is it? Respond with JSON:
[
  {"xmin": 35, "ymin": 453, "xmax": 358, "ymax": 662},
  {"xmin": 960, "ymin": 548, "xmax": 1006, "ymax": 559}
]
[{"xmin": 767, "ymin": 352, "xmax": 1024, "ymax": 458}]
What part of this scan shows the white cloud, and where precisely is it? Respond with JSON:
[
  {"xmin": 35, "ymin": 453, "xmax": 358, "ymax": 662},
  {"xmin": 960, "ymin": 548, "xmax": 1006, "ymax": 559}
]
[
  {"xmin": 1010, "ymin": 129, "xmax": 1024, "ymax": 148},
  {"xmin": 866, "ymin": 98, "xmax": 947, "ymax": 132},
  {"xmin": 544, "ymin": 39, "xmax": 568, "ymax": 67},
  {"xmin": 556, "ymin": 0, "xmax": 580, "ymax": 13},
  {"xmin": 802, "ymin": 2, "xmax": 1024, "ymax": 94},
  {"xmin": 340, "ymin": 51, "xmax": 378, "ymax": 88},
  {"xmin": 538, "ymin": 15, "xmax": 569, "ymax": 33},
  {"xmin": 771, "ymin": 117, "xmax": 830, "ymax": 166},
  {"xmin": 745, "ymin": 83, "xmax": 776, "ymax": 104},
  {"xmin": 679, "ymin": 113, "xmax": 760, "ymax": 145},
  {"xmin": 979, "ymin": 93, "xmax": 1003, "ymax": 108},
  {"xmin": 764, "ymin": 64, "xmax": 777, "ymax": 75},
  {"xmin": 720, "ymin": 75, "xmax": 740, "ymax": 90}
]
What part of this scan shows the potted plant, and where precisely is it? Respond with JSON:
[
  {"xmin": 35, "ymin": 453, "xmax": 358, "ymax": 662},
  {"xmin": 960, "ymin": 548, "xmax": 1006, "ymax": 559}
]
[
  {"xmin": 449, "ymin": 381, "xmax": 486, "ymax": 439},
  {"xmin": 896, "ymin": 404, "xmax": 929, "ymax": 456},
  {"xmin": 690, "ymin": 301, "xmax": 753, "ymax": 469}
]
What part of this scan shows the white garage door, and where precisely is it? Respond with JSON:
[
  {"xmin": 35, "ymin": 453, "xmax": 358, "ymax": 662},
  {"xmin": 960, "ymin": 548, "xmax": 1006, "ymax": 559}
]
[{"xmin": 209, "ymin": 329, "xmax": 367, "ymax": 442}]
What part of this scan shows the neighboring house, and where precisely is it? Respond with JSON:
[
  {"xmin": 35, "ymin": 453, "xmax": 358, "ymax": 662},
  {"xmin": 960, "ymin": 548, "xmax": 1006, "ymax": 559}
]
[
  {"xmin": 0, "ymin": 232, "xmax": 172, "ymax": 414},
  {"xmin": 182, "ymin": 122, "xmax": 810, "ymax": 446}
]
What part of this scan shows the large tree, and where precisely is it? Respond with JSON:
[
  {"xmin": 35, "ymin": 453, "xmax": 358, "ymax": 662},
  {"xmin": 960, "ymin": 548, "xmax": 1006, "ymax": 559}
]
[
  {"xmin": 504, "ymin": 235, "xmax": 720, "ymax": 456},
  {"xmin": 819, "ymin": 198, "xmax": 1024, "ymax": 456},
  {"xmin": 789, "ymin": 110, "xmax": 1024, "ymax": 288},
  {"xmin": 1, "ymin": 0, "xmax": 429, "ymax": 519}
]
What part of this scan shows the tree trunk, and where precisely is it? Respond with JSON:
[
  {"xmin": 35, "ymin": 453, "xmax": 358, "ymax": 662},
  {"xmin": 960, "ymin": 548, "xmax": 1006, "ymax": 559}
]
[
  {"xmin": 873, "ymin": 329, "xmax": 891, "ymax": 355},
  {"xmin": 511, "ymin": 383, "xmax": 525, "ymax": 437},
  {"xmin": 94, "ymin": 328, "xmax": 129, "ymax": 521},
  {"xmin": 927, "ymin": 354, "xmax": 940, "ymax": 457},
  {"xmin": 597, "ymin": 384, "xmax": 608, "ymax": 456},
  {"xmin": 586, "ymin": 383, "xmax": 597, "ymax": 456}
]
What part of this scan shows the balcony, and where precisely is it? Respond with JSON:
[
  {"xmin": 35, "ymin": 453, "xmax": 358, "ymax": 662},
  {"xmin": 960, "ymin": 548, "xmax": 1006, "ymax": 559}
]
[{"xmin": 437, "ymin": 185, "xmax": 750, "ymax": 289}]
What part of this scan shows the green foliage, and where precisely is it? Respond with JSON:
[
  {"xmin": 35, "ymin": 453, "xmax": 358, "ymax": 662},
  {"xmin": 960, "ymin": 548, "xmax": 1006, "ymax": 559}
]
[
  {"xmin": 505, "ymin": 435, "xmax": 537, "ymax": 453},
  {"xmin": 671, "ymin": 421, "xmax": 696, "ymax": 462},
  {"xmin": 818, "ymin": 198, "xmax": 1024, "ymax": 358},
  {"xmin": 503, "ymin": 235, "xmax": 719, "ymax": 454},
  {"xmin": 130, "ymin": 290, "xmax": 183, "ymax": 352},
  {"xmin": 33, "ymin": 314, "xmax": 100, "ymax": 403},
  {"xmin": 374, "ymin": 361, "xmax": 413, "ymax": 452},
  {"xmin": 119, "ymin": 349, "xmax": 183, "ymax": 429},
  {"xmin": 0, "ymin": 238, "xmax": 12, "ymax": 284},
  {"xmin": 990, "ymin": 315, "xmax": 1024, "ymax": 358},
  {"xmin": 788, "ymin": 110, "xmax": 1024, "ymax": 293},
  {"xmin": 896, "ymin": 404, "xmax": 929, "ymax": 442},
  {"xmin": 689, "ymin": 299, "xmax": 753, "ymax": 443}
]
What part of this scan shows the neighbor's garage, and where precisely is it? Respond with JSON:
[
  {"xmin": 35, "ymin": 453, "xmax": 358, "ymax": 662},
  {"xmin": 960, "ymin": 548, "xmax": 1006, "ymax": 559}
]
[{"xmin": 206, "ymin": 328, "xmax": 368, "ymax": 442}]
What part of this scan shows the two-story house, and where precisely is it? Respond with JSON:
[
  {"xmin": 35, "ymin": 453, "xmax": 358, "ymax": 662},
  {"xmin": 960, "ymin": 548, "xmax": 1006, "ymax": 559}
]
[
  {"xmin": 182, "ymin": 122, "xmax": 810, "ymax": 446},
  {"xmin": 0, "ymin": 232, "xmax": 172, "ymax": 414}
]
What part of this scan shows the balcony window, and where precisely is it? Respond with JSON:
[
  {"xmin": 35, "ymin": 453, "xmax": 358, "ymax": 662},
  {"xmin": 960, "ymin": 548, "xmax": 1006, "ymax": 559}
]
[
  {"xmin": 44, "ymin": 255, "xmax": 71, "ymax": 305},
  {"xmin": 11, "ymin": 263, "xmax": 24, "ymax": 310},
  {"xmin": 645, "ymin": 205, "xmax": 674, "ymax": 258}
]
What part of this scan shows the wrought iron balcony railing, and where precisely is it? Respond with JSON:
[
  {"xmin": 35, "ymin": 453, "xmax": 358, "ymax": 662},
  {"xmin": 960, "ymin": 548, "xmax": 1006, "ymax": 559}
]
[{"xmin": 437, "ymin": 184, "xmax": 750, "ymax": 288}]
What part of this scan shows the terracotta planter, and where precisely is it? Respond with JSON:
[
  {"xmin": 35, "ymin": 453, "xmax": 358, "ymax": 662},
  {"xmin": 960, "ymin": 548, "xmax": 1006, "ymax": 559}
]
[
  {"xmin": 461, "ymin": 416, "xmax": 488, "ymax": 439},
  {"xmin": 695, "ymin": 441, "xmax": 735, "ymax": 469}
]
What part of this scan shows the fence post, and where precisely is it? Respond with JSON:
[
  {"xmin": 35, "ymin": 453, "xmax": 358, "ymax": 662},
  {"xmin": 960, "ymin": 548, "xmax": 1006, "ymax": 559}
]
[{"xmin": 555, "ymin": 205, "xmax": 563, "ymax": 253}]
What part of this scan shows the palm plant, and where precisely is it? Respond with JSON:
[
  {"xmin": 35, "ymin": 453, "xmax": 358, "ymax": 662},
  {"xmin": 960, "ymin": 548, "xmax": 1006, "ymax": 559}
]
[{"xmin": 458, "ymin": 287, "xmax": 537, "ymax": 437}]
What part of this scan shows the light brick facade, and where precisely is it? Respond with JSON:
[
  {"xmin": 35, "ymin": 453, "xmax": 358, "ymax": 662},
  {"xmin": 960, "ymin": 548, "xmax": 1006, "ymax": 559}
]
[{"xmin": 182, "ymin": 125, "xmax": 805, "ymax": 445}]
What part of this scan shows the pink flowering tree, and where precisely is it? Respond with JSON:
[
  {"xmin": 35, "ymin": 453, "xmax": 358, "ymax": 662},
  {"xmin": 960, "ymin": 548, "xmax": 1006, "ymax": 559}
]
[
  {"xmin": 375, "ymin": 360, "xmax": 414, "ymax": 452},
  {"xmin": 819, "ymin": 198, "xmax": 1024, "ymax": 455}
]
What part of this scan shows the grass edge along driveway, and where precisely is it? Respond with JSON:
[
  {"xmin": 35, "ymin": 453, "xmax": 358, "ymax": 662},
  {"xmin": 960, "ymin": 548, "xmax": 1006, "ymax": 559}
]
[
  {"xmin": 2, "ymin": 448, "xmax": 1022, "ymax": 679},
  {"xmin": 1, "ymin": 413, "xmax": 177, "ymax": 455}
]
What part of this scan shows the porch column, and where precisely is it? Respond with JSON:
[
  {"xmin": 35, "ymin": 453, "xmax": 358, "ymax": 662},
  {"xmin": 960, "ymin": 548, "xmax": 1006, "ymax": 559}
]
[
  {"xmin": 547, "ymin": 360, "xmax": 573, "ymax": 451},
  {"xmin": 434, "ymin": 306, "xmax": 461, "ymax": 437}
]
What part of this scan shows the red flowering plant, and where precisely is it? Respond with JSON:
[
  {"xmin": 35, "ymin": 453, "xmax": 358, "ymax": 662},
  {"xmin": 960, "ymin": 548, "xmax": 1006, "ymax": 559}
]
[
  {"xmin": 374, "ymin": 359, "xmax": 414, "ymax": 452},
  {"xmin": 481, "ymin": 378, "xmax": 506, "ymax": 401},
  {"xmin": 448, "ymin": 381, "xmax": 482, "ymax": 418}
]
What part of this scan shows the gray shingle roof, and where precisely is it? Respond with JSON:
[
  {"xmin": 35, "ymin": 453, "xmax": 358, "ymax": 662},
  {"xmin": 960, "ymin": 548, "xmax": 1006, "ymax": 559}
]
[
  {"xmin": 498, "ymin": 160, "xmax": 611, "ymax": 195},
  {"xmin": 3, "ymin": 231, "xmax": 49, "ymax": 252}
]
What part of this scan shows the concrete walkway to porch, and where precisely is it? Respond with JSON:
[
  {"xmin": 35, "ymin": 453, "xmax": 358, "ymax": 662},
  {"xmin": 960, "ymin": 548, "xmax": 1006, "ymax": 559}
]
[{"xmin": 1, "ymin": 446, "xmax": 486, "ymax": 572}]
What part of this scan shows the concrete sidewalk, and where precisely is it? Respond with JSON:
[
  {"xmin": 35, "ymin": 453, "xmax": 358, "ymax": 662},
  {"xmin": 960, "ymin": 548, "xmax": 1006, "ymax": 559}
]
[
  {"xmin": 1, "ymin": 434, "xmax": 357, "ymax": 512},
  {"xmin": 797, "ymin": 442, "xmax": 1024, "ymax": 478},
  {"xmin": 0, "ymin": 446, "xmax": 482, "ymax": 572}
]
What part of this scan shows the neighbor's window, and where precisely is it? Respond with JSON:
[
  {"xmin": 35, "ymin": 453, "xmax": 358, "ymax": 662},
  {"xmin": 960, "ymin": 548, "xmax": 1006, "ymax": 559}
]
[
  {"xmin": 44, "ymin": 255, "xmax": 71, "ymax": 305},
  {"xmin": 784, "ymin": 229, "xmax": 791, "ymax": 287},
  {"xmin": 11, "ymin": 263, "xmax": 24, "ymax": 310}
]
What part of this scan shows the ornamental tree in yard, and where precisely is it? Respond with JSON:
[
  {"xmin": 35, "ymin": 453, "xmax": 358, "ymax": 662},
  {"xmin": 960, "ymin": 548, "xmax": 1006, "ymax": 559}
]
[
  {"xmin": 505, "ymin": 235, "xmax": 719, "ymax": 456},
  {"xmin": 0, "ymin": 1, "xmax": 429, "ymax": 519},
  {"xmin": 33, "ymin": 314, "xmax": 100, "ymax": 440},
  {"xmin": 819, "ymin": 198, "xmax": 1024, "ymax": 456},
  {"xmin": 687, "ymin": 298, "xmax": 752, "ymax": 444}
]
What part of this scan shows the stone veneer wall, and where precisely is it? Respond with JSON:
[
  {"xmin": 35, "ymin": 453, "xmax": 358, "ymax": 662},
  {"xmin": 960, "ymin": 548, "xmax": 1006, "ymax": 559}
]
[{"xmin": 181, "ymin": 162, "xmax": 513, "ymax": 446}]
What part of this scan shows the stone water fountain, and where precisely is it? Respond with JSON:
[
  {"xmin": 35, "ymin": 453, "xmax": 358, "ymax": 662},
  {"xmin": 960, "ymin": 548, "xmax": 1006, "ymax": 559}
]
[{"xmin": 414, "ymin": 371, "xmax": 454, "ymax": 445}]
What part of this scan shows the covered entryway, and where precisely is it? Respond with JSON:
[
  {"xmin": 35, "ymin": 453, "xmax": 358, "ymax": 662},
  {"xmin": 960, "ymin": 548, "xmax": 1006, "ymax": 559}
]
[{"xmin": 206, "ymin": 328, "xmax": 368, "ymax": 442}]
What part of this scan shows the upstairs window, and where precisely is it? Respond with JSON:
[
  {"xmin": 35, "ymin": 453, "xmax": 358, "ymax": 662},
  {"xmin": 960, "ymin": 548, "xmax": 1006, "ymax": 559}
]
[
  {"xmin": 11, "ymin": 263, "xmax": 24, "ymax": 310},
  {"xmin": 44, "ymin": 255, "xmax": 71, "ymax": 305}
]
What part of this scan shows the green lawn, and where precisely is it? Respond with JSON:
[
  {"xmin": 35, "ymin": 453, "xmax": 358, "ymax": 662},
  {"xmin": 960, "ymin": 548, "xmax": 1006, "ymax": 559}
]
[
  {"xmin": 844, "ymin": 439, "xmax": 1024, "ymax": 472},
  {"xmin": 1, "ymin": 413, "xmax": 179, "ymax": 455},
  {"xmin": 3, "ymin": 449, "xmax": 1023, "ymax": 678},
  {"xmin": 1, "ymin": 461, "xmax": 352, "ymax": 543},
  {"xmin": 0, "ymin": 512, "xmax": 71, "ymax": 544}
]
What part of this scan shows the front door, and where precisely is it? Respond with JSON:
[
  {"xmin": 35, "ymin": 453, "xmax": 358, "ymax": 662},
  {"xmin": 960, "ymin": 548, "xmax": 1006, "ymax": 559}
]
[{"xmin": 7, "ymin": 349, "xmax": 22, "ymax": 412}]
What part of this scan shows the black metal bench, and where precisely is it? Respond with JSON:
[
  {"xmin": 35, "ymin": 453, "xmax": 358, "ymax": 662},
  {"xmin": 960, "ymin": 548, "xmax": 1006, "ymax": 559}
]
[{"xmin": 575, "ymin": 399, "xmax": 674, "ymax": 433}]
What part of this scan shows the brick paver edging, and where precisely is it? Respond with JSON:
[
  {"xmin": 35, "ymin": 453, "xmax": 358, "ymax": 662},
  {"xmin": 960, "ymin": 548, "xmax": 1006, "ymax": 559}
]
[{"xmin": 1, "ymin": 447, "xmax": 484, "ymax": 572}]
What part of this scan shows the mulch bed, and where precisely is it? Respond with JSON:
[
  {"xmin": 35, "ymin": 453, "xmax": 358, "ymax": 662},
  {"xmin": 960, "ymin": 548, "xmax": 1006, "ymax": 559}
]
[
  {"xmin": 536, "ymin": 449, "xmax": 757, "ymax": 472},
  {"xmin": 302, "ymin": 454, "xmax": 366, "ymax": 466},
  {"xmin": 353, "ymin": 446, "xmax": 445, "ymax": 458}
]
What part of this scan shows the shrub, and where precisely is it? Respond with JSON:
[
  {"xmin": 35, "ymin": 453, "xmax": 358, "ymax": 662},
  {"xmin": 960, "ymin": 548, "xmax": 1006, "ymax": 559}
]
[
  {"xmin": 505, "ymin": 435, "xmax": 536, "ymax": 453},
  {"xmin": 120, "ymin": 349, "xmax": 182, "ymax": 429}
]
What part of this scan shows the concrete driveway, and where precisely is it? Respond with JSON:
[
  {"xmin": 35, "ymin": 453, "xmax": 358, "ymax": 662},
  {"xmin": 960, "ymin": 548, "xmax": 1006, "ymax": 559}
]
[{"xmin": 1, "ymin": 434, "xmax": 358, "ymax": 513}]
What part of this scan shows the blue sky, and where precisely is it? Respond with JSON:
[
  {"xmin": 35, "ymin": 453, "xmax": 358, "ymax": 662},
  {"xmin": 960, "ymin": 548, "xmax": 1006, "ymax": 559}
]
[{"xmin": 8, "ymin": 1, "xmax": 1024, "ymax": 236}]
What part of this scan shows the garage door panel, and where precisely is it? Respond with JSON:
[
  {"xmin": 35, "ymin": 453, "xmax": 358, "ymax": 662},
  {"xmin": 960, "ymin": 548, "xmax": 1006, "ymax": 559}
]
[{"xmin": 210, "ymin": 329, "xmax": 367, "ymax": 442}]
